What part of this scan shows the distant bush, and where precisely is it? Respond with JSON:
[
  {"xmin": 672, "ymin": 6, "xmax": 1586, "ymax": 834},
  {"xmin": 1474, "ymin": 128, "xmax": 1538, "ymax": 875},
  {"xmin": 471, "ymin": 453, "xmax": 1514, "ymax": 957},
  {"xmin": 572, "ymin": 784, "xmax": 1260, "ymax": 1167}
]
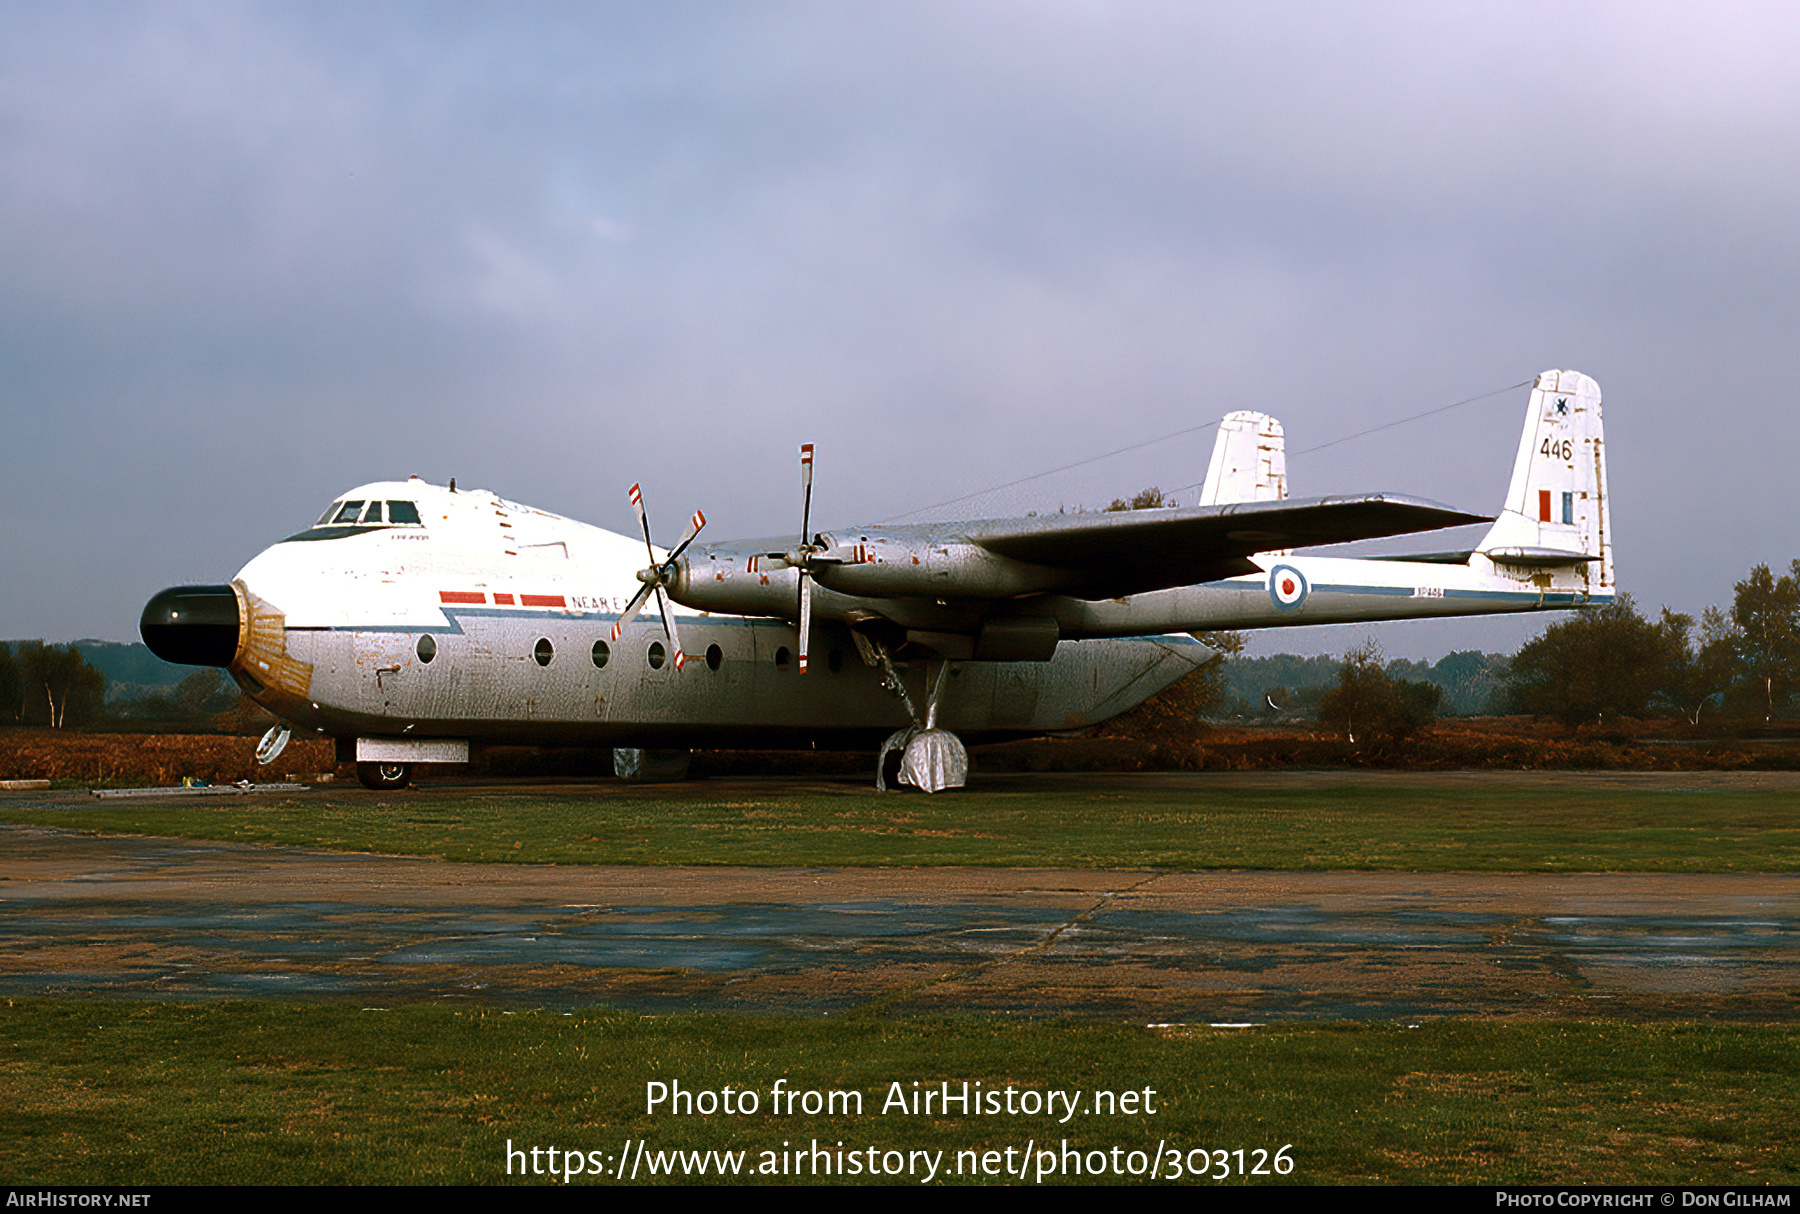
[
  {"xmin": 1316, "ymin": 639, "xmax": 1441, "ymax": 750},
  {"xmin": 1504, "ymin": 596, "xmax": 1691, "ymax": 726}
]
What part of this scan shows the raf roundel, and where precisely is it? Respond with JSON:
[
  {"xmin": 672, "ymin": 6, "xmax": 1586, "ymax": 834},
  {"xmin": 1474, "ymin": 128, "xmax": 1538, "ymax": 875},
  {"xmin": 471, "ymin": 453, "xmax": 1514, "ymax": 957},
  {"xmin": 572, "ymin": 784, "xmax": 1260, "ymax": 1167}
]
[{"xmin": 1267, "ymin": 564, "xmax": 1309, "ymax": 612}]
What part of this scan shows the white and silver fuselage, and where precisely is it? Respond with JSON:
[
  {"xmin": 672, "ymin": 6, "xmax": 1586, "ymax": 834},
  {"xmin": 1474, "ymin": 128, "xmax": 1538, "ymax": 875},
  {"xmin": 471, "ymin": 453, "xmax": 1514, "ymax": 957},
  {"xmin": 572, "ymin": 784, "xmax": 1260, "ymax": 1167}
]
[
  {"xmin": 149, "ymin": 480, "xmax": 1212, "ymax": 748},
  {"xmin": 138, "ymin": 371, "xmax": 1613, "ymax": 755}
]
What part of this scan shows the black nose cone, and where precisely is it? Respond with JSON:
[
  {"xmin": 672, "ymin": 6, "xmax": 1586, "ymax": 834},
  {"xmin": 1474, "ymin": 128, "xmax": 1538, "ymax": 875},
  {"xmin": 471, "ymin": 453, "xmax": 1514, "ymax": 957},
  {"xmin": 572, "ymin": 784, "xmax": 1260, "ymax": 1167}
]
[{"xmin": 141, "ymin": 585, "xmax": 241, "ymax": 667}]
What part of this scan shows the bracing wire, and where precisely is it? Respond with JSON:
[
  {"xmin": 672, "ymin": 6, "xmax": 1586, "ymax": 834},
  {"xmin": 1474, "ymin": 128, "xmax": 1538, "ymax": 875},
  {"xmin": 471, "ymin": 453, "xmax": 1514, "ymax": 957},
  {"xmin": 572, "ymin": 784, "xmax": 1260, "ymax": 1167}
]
[
  {"xmin": 876, "ymin": 418, "xmax": 1223, "ymax": 523},
  {"xmin": 884, "ymin": 378, "xmax": 1533, "ymax": 518},
  {"xmin": 1160, "ymin": 378, "xmax": 1532, "ymax": 499},
  {"xmin": 1289, "ymin": 380, "xmax": 1530, "ymax": 458}
]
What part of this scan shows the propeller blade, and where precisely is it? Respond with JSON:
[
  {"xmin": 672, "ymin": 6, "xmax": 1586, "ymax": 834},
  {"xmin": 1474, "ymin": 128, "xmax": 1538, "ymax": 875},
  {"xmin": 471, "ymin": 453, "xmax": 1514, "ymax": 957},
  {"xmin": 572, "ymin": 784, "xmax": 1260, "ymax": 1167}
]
[
  {"xmin": 611, "ymin": 580, "xmax": 656, "ymax": 643},
  {"xmin": 665, "ymin": 509, "xmax": 707, "ymax": 566},
  {"xmin": 799, "ymin": 443, "xmax": 814, "ymax": 545},
  {"xmin": 796, "ymin": 443, "xmax": 816, "ymax": 672},
  {"xmin": 628, "ymin": 482, "xmax": 656, "ymax": 565},
  {"xmin": 654, "ymin": 586, "xmax": 687, "ymax": 671},
  {"xmin": 797, "ymin": 569, "xmax": 812, "ymax": 673}
]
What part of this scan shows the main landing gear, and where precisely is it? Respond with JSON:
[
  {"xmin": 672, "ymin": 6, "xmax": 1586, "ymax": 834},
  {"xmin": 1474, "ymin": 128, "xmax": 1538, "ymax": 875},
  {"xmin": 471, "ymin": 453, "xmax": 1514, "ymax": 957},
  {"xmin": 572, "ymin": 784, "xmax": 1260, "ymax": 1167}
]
[
  {"xmin": 357, "ymin": 761, "xmax": 413, "ymax": 791},
  {"xmin": 860, "ymin": 635, "xmax": 967, "ymax": 794}
]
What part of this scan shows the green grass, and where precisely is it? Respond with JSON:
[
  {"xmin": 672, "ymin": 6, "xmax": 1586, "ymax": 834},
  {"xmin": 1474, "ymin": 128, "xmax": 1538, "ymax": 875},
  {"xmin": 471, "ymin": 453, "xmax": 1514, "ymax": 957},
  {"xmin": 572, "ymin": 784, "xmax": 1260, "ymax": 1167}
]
[
  {"xmin": 1, "ymin": 1000, "xmax": 1793, "ymax": 1185},
  {"xmin": 7, "ymin": 780, "xmax": 1797, "ymax": 1186},
  {"xmin": 5, "ymin": 778, "xmax": 1799, "ymax": 870}
]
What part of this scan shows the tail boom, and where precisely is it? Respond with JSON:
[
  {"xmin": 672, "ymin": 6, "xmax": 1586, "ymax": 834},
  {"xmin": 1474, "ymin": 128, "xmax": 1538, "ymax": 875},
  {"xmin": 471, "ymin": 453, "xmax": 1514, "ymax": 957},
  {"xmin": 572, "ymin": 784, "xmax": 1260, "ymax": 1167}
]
[{"xmin": 1052, "ymin": 370, "xmax": 1613, "ymax": 639}]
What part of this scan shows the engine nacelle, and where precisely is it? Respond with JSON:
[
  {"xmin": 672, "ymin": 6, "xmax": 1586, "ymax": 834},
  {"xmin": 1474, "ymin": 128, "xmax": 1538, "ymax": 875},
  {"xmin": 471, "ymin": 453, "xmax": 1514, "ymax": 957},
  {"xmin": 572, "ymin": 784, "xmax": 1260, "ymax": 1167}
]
[
  {"xmin": 672, "ymin": 549, "xmax": 806, "ymax": 617},
  {"xmin": 673, "ymin": 529, "xmax": 1072, "ymax": 616}
]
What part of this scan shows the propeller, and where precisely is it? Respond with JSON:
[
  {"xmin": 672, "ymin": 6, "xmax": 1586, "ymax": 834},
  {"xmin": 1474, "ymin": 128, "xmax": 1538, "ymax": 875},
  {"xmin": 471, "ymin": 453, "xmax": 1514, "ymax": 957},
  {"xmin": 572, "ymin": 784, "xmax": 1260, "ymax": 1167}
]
[
  {"xmin": 779, "ymin": 443, "xmax": 838, "ymax": 673},
  {"xmin": 612, "ymin": 482, "xmax": 706, "ymax": 671}
]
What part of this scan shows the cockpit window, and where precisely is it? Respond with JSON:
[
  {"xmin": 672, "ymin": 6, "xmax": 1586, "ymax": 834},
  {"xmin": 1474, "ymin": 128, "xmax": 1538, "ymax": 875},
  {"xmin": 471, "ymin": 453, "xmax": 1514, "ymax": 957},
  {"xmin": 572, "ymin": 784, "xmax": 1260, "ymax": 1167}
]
[
  {"xmin": 288, "ymin": 495, "xmax": 427, "ymax": 543},
  {"xmin": 292, "ymin": 497, "xmax": 425, "ymax": 541}
]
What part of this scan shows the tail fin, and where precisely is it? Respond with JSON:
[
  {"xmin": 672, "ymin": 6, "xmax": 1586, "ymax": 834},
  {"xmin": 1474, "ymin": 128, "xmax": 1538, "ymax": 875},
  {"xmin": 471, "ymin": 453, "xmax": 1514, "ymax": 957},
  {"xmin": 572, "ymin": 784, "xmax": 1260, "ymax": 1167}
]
[
  {"xmin": 1199, "ymin": 410, "xmax": 1287, "ymax": 506},
  {"xmin": 1477, "ymin": 370, "xmax": 1613, "ymax": 592}
]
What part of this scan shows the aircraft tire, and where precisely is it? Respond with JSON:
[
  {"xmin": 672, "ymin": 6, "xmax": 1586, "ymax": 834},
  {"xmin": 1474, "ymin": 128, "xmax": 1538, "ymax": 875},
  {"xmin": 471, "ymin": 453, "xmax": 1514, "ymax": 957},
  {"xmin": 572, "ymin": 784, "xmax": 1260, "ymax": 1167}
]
[{"xmin": 357, "ymin": 761, "xmax": 413, "ymax": 791}]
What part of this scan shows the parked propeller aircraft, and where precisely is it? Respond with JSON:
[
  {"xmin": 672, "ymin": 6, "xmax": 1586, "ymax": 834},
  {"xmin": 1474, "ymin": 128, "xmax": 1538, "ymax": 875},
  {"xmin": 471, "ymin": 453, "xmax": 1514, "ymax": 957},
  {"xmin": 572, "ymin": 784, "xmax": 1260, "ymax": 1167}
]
[{"xmin": 141, "ymin": 370, "xmax": 1609, "ymax": 792}]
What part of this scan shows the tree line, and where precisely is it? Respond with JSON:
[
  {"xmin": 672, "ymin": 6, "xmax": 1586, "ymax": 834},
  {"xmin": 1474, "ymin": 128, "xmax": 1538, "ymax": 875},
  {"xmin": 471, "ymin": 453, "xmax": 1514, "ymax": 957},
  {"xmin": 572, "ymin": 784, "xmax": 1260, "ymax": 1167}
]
[
  {"xmin": 0, "ymin": 641, "xmax": 239, "ymax": 730},
  {"xmin": 1243, "ymin": 559, "xmax": 1800, "ymax": 740},
  {"xmin": 1506, "ymin": 561, "xmax": 1800, "ymax": 726},
  {"xmin": 0, "ymin": 642, "xmax": 108, "ymax": 729}
]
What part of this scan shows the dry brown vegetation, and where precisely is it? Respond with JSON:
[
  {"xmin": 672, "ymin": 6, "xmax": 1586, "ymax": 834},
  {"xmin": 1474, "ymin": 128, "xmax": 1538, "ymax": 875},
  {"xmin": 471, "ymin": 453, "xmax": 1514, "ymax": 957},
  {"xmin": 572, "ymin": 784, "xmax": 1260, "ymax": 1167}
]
[
  {"xmin": 0, "ymin": 729, "xmax": 341, "ymax": 787},
  {"xmin": 4, "ymin": 715, "xmax": 1797, "ymax": 789}
]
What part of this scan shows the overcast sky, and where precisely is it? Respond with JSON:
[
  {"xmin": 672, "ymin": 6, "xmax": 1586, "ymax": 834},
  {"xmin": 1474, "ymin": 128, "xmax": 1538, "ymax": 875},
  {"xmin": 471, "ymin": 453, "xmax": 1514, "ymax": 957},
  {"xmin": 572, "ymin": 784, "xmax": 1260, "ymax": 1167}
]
[{"xmin": 3, "ymin": 2, "xmax": 1796, "ymax": 660}]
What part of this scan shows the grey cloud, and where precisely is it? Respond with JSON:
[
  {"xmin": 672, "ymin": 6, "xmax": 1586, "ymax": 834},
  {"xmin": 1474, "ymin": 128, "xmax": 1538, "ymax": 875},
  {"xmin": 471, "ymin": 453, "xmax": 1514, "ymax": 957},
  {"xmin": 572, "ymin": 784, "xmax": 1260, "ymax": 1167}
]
[{"xmin": 1, "ymin": 2, "xmax": 1796, "ymax": 657}]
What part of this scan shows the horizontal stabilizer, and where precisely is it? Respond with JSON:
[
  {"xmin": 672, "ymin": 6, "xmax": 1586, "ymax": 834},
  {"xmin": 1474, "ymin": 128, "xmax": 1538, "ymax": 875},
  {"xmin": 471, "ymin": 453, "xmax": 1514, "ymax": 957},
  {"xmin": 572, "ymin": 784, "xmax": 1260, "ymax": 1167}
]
[
  {"xmin": 1367, "ymin": 545, "xmax": 1599, "ymax": 568},
  {"xmin": 1484, "ymin": 546, "xmax": 1601, "ymax": 567}
]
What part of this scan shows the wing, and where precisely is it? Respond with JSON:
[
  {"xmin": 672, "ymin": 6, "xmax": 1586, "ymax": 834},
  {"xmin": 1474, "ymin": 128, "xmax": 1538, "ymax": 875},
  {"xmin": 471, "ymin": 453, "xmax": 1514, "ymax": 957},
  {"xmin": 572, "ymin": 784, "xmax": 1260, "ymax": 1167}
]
[{"xmin": 964, "ymin": 493, "xmax": 1489, "ymax": 599}]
